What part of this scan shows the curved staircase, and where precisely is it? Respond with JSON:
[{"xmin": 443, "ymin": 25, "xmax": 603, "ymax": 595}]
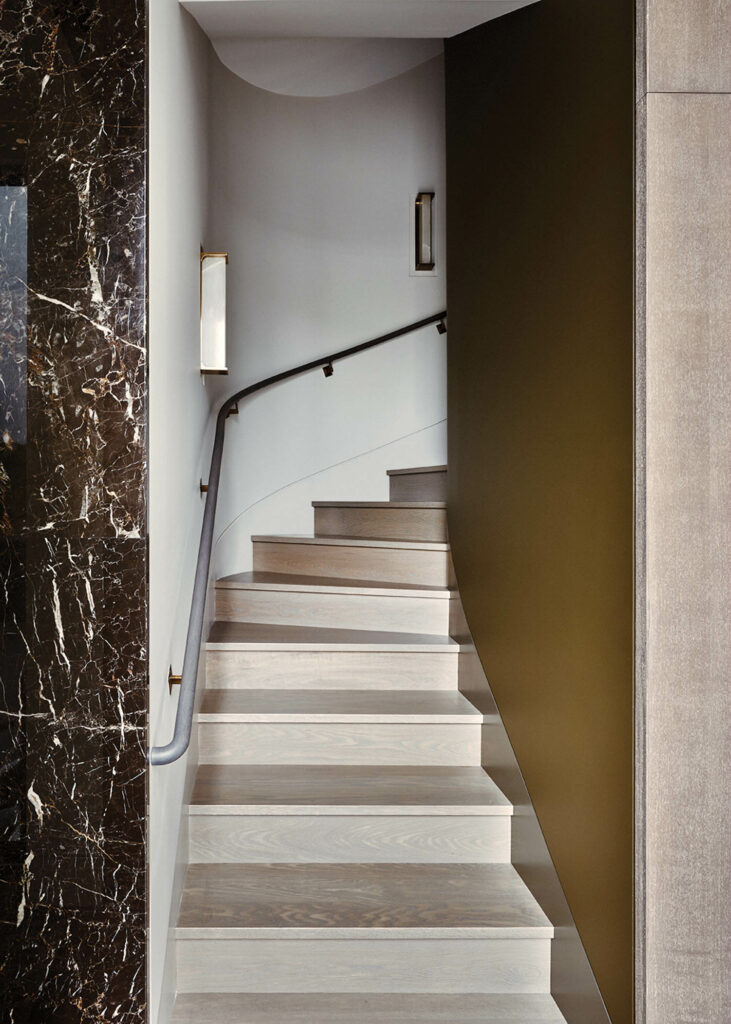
[{"xmin": 171, "ymin": 465, "xmax": 567, "ymax": 1023}]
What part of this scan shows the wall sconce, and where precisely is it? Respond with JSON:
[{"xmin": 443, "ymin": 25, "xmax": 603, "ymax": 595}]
[
  {"xmin": 415, "ymin": 192, "xmax": 435, "ymax": 272},
  {"xmin": 200, "ymin": 251, "xmax": 228, "ymax": 374}
]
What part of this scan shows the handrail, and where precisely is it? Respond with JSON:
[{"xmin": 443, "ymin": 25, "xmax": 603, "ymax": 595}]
[{"xmin": 148, "ymin": 311, "xmax": 447, "ymax": 765}]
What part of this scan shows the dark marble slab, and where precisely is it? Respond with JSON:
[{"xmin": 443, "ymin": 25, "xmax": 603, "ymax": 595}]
[
  {"xmin": 22, "ymin": 121, "xmax": 146, "ymax": 537},
  {"xmin": 0, "ymin": 535, "xmax": 147, "ymax": 1020},
  {"xmin": 0, "ymin": 0, "xmax": 147, "ymax": 1020},
  {"xmin": 0, "ymin": 0, "xmax": 145, "ymax": 128}
]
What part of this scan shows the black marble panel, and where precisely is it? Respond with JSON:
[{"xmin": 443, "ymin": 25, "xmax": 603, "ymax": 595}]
[
  {"xmin": 0, "ymin": 0, "xmax": 147, "ymax": 1020},
  {"xmin": 0, "ymin": 0, "xmax": 145, "ymax": 127},
  {"xmin": 22, "ymin": 121, "xmax": 146, "ymax": 537}
]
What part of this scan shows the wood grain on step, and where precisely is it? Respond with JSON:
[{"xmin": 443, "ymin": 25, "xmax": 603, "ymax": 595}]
[
  {"xmin": 197, "ymin": 721, "xmax": 482, "ymax": 766},
  {"xmin": 190, "ymin": 765, "xmax": 511, "ymax": 811},
  {"xmin": 386, "ymin": 465, "xmax": 448, "ymax": 476},
  {"xmin": 172, "ymin": 993, "xmax": 567, "ymax": 1023},
  {"xmin": 177, "ymin": 863, "xmax": 551, "ymax": 931},
  {"xmin": 314, "ymin": 504, "xmax": 448, "ymax": 543},
  {"xmin": 207, "ymin": 620, "xmax": 459, "ymax": 650},
  {"xmin": 388, "ymin": 468, "xmax": 448, "ymax": 502},
  {"xmin": 253, "ymin": 539, "xmax": 452, "ymax": 587},
  {"xmin": 312, "ymin": 500, "xmax": 447, "ymax": 506},
  {"xmin": 215, "ymin": 586, "xmax": 450, "ymax": 636},
  {"xmin": 205, "ymin": 650, "xmax": 458, "ymax": 690},
  {"xmin": 251, "ymin": 535, "xmax": 450, "ymax": 550},
  {"xmin": 216, "ymin": 570, "xmax": 451, "ymax": 595},
  {"xmin": 175, "ymin": 936, "xmax": 551, "ymax": 993},
  {"xmin": 199, "ymin": 688, "xmax": 482, "ymax": 721},
  {"xmin": 188, "ymin": 814, "xmax": 511, "ymax": 864}
]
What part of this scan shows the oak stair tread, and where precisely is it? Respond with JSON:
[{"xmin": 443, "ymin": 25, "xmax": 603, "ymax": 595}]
[
  {"xmin": 216, "ymin": 570, "xmax": 452, "ymax": 597},
  {"xmin": 190, "ymin": 765, "xmax": 512, "ymax": 815},
  {"xmin": 176, "ymin": 863, "xmax": 553, "ymax": 936},
  {"xmin": 312, "ymin": 500, "xmax": 446, "ymax": 508},
  {"xmin": 207, "ymin": 620, "xmax": 460, "ymax": 651},
  {"xmin": 252, "ymin": 534, "xmax": 450, "ymax": 551},
  {"xmin": 171, "ymin": 993, "xmax": 567, "ymax": 1023},
  {"xmin": 199, "ymin": 689, "xmax": 482, "ymax": 723},
  {"xmin": 387, "ymin": 465, "xmax": 447, "ymax": 476}
]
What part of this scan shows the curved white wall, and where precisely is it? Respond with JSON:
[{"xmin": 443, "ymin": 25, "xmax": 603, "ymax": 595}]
[
  {"xmin": 149, "ymin": 50, "xmax": 447, "ymax": 1021},
  {"xmin": 213, "ymin": 37, "xmax": 443, "ymax": 96},
  {"xmin": 205, "ymin": 54, "xmax": 448, "ymax": 575}
]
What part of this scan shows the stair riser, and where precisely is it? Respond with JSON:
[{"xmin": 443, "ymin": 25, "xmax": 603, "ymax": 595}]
[
  {"xmin": 173, "ymin": 993, "xmax": 568, "ymax": 1024},
  {"xmin": 253, "ymin": 541, "xmax": 453, "ymax": 587},
  {"xmin": 389, "ymin": 471, "xmax": 447, "ymax": 502},
  {"xmin": 176, "ymin": 938, "xmax": 551, "ymax": 994},
  {"xmin": 188, "ymin": 815, "xmax": 511, "ymax": 864},
  {"xmin": 314, "ymin": 506, "xmax": 447, "ymax": 543},
  {"xmin": 215, "ymin": 588, "xmax": 451, "ymax": 635},
  {"xmin": 206, "ymin": 650, "xmax": 458, "ymax": 690},
  {"xmin": 198, "ymin": 723, "xmax": 482, "ymax": 766}
]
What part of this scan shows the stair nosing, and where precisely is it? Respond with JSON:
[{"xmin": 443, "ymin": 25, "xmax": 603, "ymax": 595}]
[
  {"xmin": 198, "ymin": 712, "xmax": 483, "ymax": 724},
  {"xmin": 216, "ymin": 572, "xmax": 454, "ymax": 599},
  {"xmin": 251, "ymin": 534, "xmax": 450, "ymax": 551},
  {"xmin": 206, "ymin": 621, "xmax": 462, "ymax": 653},
  {"xmin": 189, "ymin": 767, "xmax": 513, "ymax": 817},
  {"xmin": 176, "ymin": 863, "xmax": 554, "ymax": 938},
  {"xmin": 198, "ymin": 690, "xmax": 481, "ymax": 724},
  {"xmin": 188, "ymin": 803, "xmax": 513, "ymax": 816},
  {"xmin": 206, "ymin": 641, "xmax": 461, "ymax": 652},
  {"xmin": 174, "ymin": 925, "xmax": 553, "ymax": 940},
  {"xmin": 171, "ymin": 993, "xmax": 568, "ymax": 1024},
  {"xmin": 386, "ymin": 465, "xmax": 447, "ymax": 476},
  {"xmin": 312, "ymin": 501, "xmax": 446, "ymax": 509}
]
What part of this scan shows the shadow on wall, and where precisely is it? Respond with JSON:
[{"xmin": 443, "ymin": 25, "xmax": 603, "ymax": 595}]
[
  {"xmin": 451, "ymin": 595, "xmax": 613, "ymax": 1024},
  {"xmin": 445, "ymin": 0, "xmax": 634, "ymax": 1021},
  {"xmin": 212, "ymin": 413, "xmax": 447, "ymax": 580}
]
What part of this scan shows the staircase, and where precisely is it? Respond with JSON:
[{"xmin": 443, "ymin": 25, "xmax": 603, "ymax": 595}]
[{"xmin": 171, "ymin": 465, "xmax": 567, "ymax": 1023}]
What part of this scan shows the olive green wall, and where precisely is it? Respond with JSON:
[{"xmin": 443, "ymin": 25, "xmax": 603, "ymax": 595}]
[{"xmin": 445, "ymin": 3, "xmax": 634, "ymax": 1022}]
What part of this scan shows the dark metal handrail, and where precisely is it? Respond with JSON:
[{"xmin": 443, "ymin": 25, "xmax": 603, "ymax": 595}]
[{"xmin": 148, "ymin": 311, "xmax": 447, "ymax": 765}]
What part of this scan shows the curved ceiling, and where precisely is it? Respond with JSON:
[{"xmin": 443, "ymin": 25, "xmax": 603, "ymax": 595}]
[
  {"xmin": 211, "ymin": 37, "xmax": 444, "ymax": 96},
  {"xmin": 183, "ymin": 0, "xmax": 539, "ymax": 40}
]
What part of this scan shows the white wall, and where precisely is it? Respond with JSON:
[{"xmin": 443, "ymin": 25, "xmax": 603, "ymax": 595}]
[
  {"xmin": 147, "ymin": 43, "xmax": 447, "ymax": 1019},
  {"xmin": 148, "ymin": 6, "xmax": 213, "ymax": 1022},
  {"xmin": 206, "ymin": 54, "xmax": 448, "ymax": 576}
]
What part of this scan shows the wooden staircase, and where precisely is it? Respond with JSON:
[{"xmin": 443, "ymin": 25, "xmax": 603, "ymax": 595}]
[{"xmin": 171, "ymin": 466, "xmax": 566, "ymax": 1023}]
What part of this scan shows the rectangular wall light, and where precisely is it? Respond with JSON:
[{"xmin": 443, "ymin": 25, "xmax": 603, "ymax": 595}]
[
  {"xmin": 200, "ymin": 251, "xmax": 228, "ymax": 374},
  {"xmin": 415, "ymin": 192, "xmax": 435, "ymax": 271}
]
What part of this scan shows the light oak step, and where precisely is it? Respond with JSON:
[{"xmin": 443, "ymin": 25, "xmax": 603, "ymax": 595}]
[
  {"xmin": 207, "ymin": 620, "xmax": 460, "ymax": 652},
  {"xmin": 188, "ymin": 766, "xmax": 512, "ymax": 864},
  {"xmin": 197, "ymin": 689, "xmax": 482, "ymax": 766},
  {"xmin": 191, "ymin": 765, "xmax": 511, "ymax": 813},
  {"xmin": 215, "ymin": 571, "xmax": 453, "ymax": 635},
  {"xmin": 175, "ymin": 864, "xmax": 553, "ymax": 993},
  {"xmin": 388, "ymin": 465, "xmax": 447, "ymax": 502},
  {"xmin": 205, "ymin": 620, "xmax": 460, "ymax": 691},
  {"xmin": 199, "ymin": 688, "xmax": 480, "ymax": 722},
  {"xmin": 177, "ymin": 862, "xmax": 551, "ymax": 933},
  {"xmin": 172, "ymin": 993, "xmax": 568, "ymax": 1023},
  {"xmin": 313, "ymin": 501, "xmax": 448, "ymax": 542},
  {"xmin": 252, "ymin": 535, "xmax": 453, "ymax": 587}
]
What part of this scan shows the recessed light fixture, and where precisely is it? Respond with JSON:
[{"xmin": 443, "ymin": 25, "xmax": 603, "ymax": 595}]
[
  {"xmin": 415, "ymin": 192, "xmax": 435, "ymax": 272},
  {"xmin": 200, "ymin": 250, "xmax": 228, "ymax": 374}
]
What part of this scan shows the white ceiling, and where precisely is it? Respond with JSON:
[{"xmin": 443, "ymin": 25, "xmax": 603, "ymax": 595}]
[
  {"xmin": 182, "ymin": 0, "xmax": 539, "ymax": 40},
  {"xmin": 212, "ymin": 37, "xmax": 445, "ymax": 96}
]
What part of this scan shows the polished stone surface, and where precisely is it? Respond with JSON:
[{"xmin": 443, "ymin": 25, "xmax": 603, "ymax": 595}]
[{"xmin": 0, "ymin": 1, "xmax": 147, "ymax": 1019}]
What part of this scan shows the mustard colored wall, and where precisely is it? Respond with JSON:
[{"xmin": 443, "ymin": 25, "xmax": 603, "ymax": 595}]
[{"xmin": 445, "ymin": 3, "xmax": 634, "ymax": 1021}]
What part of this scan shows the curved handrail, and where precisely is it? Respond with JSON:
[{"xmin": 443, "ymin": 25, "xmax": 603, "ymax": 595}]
[{"xmin": 148, "ymin": 311, "xmax": 447, "ymax": 765}]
